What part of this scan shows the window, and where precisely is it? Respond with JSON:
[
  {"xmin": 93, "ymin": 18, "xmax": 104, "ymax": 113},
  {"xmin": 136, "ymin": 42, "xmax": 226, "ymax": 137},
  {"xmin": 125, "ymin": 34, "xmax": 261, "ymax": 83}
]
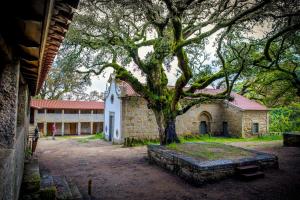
[
  {"xmin": 252, "ymin": 123, "xmax": 259, "ymax": 134},
  {"xmin": 110, "ymin": 94, "xmax": 114, "ymax": 104}
]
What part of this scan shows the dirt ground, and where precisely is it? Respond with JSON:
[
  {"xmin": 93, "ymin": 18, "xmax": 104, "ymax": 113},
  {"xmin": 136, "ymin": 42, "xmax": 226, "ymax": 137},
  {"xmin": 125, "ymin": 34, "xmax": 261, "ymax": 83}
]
[{"xmin": 36, "ymin": 137, "xmax": 300, "ymax": 200}]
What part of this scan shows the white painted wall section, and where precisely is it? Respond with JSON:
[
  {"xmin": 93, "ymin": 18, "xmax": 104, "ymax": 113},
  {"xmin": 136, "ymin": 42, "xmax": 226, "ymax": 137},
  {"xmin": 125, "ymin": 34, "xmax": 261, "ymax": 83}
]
[{"xmin": 104, "ymin": 76, "xmax": 122, "ymax": 143}]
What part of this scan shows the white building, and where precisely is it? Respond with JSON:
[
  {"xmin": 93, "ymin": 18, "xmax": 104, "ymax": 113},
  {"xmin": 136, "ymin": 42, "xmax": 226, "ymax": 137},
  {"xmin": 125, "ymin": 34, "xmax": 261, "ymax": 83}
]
[{"xmin": 30, "ymin": 99, "xmax": 104, "ymax": 135}]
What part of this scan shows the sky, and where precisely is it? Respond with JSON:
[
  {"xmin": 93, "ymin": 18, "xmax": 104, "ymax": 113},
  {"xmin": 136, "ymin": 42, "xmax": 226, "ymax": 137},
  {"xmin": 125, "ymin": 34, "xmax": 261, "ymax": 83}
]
[
  {"xmin": 86, "ymin": 36, "xmax": 217, "ymax": 94},
  {"xmin": 85, "ymin": 21, "xmax": 268, "ymax": 95}
]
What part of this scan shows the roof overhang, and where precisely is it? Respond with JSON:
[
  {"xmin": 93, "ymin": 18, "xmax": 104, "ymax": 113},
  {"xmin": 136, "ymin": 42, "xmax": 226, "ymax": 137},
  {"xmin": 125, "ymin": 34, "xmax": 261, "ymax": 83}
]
[{"xmin": 0, "ymin": 0, "xmax": 80, "ymax": 95}]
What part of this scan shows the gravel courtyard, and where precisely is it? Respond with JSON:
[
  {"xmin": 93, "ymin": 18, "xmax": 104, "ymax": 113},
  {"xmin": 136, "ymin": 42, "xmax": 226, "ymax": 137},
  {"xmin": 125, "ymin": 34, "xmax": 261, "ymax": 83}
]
[{"xmin": 36, "ymin": 137, "xmax": 300, "ymax": 200}]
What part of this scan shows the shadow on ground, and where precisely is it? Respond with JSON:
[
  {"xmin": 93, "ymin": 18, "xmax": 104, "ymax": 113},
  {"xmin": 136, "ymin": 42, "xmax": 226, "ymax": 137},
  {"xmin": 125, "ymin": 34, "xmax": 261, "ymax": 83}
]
[{"xmin": 36, "ymin": 138, "xmax": 300, "ymax": 200}]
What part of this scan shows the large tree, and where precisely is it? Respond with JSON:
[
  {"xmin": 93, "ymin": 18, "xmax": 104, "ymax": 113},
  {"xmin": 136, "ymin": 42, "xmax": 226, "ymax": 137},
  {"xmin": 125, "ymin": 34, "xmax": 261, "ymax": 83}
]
[
  {"xmin": 37, "ymin": 46, "xmax": 92, "ymax": 100},
  {"xmin": 235, "ymin": 31, "xmax": 300, "ymax": 106},
  {"xmin": 65, "ymin": 0, "xmax": 299, "ymax": 145}
]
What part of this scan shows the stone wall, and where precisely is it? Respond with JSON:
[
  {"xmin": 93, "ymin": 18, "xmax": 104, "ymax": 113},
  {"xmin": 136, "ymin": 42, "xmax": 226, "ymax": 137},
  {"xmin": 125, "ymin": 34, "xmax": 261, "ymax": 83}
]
[
  {"xmin": 122, "ymin": 97, "xmax": 226, "ymax": 139},
  {"xmin": 121, "ymin": 97, "xmax": 158, "ymax": 139},
  {"xmin": 242, "ymin": 110, "xmax": 268, "ymax": 136},
  {"xmin": 283, "ymin": 132, "xmax": 300, "ymax": 147},
  {"xmin": 148, "ymin": 144, "xmax": 278, "ymax": 186},
  {"xmin": 176, "ymin": 103, "xmax": 224, "ymax": 135},
  {"xmin": 0, "ymin": 60, "xmax": 30, "ymax": 200},
  {"xmin": 223, "ymin": 104, "xmax": 243, "ymax": 137},
  {"xmin": 0, "ymin": 59, "xmax": 19, "ymax": 148},
  {"xmin": 121, "ymin": 97, "xmax": 268, "ymax": 140}
]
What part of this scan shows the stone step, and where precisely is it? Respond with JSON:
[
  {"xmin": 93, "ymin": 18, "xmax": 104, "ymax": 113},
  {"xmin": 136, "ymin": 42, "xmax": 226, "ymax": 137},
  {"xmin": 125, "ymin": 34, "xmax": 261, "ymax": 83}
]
[
  {"xmin": 239, "ymin": 171, "xmax": 265, "ymax": 181},
  {"xmin": 236, "ymin": 165, "xmax": 260, "ymax": 174},
  {"xmin": 22, "ymin": 158, "xmax": 40, "ymax": 193},
  {"xmin": 66, "ymin": 177, "xmax": 83, "ymax": 200},
  {"xmin": 40, "ymin": 170, "xmax": 56, "ymax": 200},
  {"xmin": 53, "ymin": 175, "xmax": 73, "ymax": 200}
]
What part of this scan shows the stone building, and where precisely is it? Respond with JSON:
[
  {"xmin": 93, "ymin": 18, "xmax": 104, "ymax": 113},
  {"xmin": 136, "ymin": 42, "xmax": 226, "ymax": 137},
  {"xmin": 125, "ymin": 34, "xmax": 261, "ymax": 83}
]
[
  {"xmin": 0, "ymin": 0, "xmax": 79, "ymax": 199},
  {"xmin": 30, "ymin": 99, "xmax": 104, "ymax": 135},
  {"xmin": 104, "ymin": 74, "xmax": 269, "ymax": 144}
]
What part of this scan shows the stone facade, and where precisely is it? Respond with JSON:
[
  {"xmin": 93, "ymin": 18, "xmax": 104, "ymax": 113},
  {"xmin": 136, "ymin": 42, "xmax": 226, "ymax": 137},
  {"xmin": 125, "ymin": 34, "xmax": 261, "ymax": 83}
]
[
  {"xmin": 104, "ymin": 77, "xmax": 269, "ymax": 143},
  {"xmin": 120, "ymin": 96, "xmax": 269, "ymax": 141},
  {"xmin": 176, "ymin": 103, "xmax": 224, "ymax": 135},
  {"xmin": 223, "ymin": 104, "xmax": 243, "ymax": 137},
  {"xmin": 242, "ymin": 110, "xmax": 269, "ymax": 136},
  {"xmin": 0, "ymin": 61, "xmax": 30, "ymax": 200},
  {"xmin": 121, "ymin": 97, "xmax": 158, "ymax": 140}
]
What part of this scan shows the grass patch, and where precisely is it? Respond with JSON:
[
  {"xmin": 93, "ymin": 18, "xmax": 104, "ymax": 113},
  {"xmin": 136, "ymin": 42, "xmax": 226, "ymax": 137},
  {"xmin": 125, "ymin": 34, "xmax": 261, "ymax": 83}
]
[
  {"xmin": 124, "ymin": 134, "xmax": 282, "ymax": 147},
  {"xmin": 77, "ymin": 132, "xmax": 105, "ymax": 143},
  {"xmin": 167, "ymin": 142, "xmax": 254, "ymax": 161},
  {"xmin": 123, "ymin": 137, "xmax": 159, "ymax": 147},
  {"xmin": 179, "ymin": 134, "xmax": 282, "ymax": 143}
]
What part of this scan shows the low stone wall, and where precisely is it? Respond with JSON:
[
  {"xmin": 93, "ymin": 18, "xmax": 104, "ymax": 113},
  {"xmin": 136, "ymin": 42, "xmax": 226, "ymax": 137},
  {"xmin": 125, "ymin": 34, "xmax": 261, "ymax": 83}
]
[
  {"xmin": 148, "ymin": 143, "xmax": 278, "ymax": 186},
  {"xmin": 0, "ymin": 127, "xmax": 26, "ymax": 200},
  {"xmin": 283, "ymin": 132, "xmax": 300, "ymax": 147}
]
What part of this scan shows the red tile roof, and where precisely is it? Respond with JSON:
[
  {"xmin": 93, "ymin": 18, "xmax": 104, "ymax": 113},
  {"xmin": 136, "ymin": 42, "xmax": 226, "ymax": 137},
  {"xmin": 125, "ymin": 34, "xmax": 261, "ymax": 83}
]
[
  {"xmin": 196, "ymin": 88, "xmax": 268, "ymax": 111},
  {"xmin": 118, "ymin": 81, "xmax": 139, "ymax": 96},
  {"xmin": 31, "ymin": 99, "xmax": 104, "ymax": 110},
  {"xmin": 119, "ymin": 82, "xmax": 268, "ymax": 111}
]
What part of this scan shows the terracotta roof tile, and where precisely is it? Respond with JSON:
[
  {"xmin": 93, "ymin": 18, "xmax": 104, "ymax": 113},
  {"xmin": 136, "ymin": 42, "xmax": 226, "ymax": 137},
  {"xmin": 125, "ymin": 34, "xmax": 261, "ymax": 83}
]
[
  {"xmin": 31, "ymin": 99, "xmax": 104, "ymax": 110},
  {"xmin": 196, "ymin": 88, "xmax": 268, "ymax": 111}
]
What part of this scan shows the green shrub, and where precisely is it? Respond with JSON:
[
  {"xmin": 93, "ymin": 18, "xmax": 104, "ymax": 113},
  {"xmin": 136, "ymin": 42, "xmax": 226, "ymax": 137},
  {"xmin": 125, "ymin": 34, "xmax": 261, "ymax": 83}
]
[
  {"xmin": 123, "ymin": 137, "xmax": 159, "ymax": 147},
  {"xmin": 269, "ymin": 103, "xmax": 300, "ymax": 132}
]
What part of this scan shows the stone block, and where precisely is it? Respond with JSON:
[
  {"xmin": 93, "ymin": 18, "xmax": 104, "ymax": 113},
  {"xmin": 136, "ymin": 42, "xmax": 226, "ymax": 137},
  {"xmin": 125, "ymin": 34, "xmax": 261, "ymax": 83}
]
[
  {"xmin": 23, "ymin": 159, "xmax": 40, "ymax": 193},
  {"xmin": 283, "ymin": 132, "xmax": 300, "ymax": 147},
  {"xmin": 148, "ymin": 143, "xmax": 278, "ymax": 186}
]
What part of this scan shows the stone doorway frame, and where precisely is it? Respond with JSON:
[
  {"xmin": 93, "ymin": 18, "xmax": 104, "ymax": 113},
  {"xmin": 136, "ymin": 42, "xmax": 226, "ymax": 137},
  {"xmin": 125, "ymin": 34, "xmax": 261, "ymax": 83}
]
[{"xmin": 198, "ymin": 111, "xmax": 212, "ymax": 134}]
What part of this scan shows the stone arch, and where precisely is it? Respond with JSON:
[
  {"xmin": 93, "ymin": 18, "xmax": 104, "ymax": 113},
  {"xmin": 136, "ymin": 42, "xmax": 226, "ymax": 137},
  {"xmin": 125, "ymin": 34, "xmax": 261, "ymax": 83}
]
[{"xmin": 198, "ymin": 111, "xmax": 212, "ymax": 134}]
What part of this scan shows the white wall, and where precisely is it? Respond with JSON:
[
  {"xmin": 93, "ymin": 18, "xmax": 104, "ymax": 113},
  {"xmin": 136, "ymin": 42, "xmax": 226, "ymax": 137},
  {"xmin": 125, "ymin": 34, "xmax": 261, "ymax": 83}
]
[
  {"xmin": 104, "ymin": 79, "xmax": 122, "ymax": 143},
  {"xmin": 35, "ymin": 113, "xmax": 104, "ymax": 123}
]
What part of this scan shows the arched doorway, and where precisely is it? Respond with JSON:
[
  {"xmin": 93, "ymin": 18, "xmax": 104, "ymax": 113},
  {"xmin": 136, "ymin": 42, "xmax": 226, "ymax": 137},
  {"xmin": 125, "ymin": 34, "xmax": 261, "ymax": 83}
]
[{"xmin": 198, "ymin": 111, "xmax": 212, "ymax": 134}]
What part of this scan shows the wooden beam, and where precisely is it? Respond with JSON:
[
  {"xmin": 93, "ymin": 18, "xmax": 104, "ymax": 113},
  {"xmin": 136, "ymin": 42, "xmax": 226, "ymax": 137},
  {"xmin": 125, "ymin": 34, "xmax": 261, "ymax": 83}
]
[
  {"xmin": 52, "ymin": 15, "xmax": 72, "ymax": 25},
  {"xmin": 19, "ymin": 44, "xmax": 39, "ymax": 59},
  {"xmin": 17, "ymin": 19, "xmax": 42, "ymax": 45},
  {"xmin": 55, "ymin": 2, "xmax": 76, "ymax": 14},
  {"xmin": 21, "ymin": 65, "xmax": 38, "ymax": 73},
  {"xmin": 21, "ymin": 58, "xmax": 39, "ymax": 67}
]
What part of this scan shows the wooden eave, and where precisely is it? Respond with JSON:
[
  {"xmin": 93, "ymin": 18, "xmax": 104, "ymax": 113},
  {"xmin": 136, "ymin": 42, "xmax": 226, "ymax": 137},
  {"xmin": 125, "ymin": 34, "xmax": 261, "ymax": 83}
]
[{"xmin": 0, "ymin": 0, "xmax": 79, "ymax": 95}]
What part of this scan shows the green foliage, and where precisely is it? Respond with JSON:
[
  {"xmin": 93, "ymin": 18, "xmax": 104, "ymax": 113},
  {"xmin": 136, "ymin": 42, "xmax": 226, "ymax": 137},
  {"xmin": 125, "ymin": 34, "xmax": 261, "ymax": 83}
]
[
  {"xmin": 25, "ymin": 147, "xmax": 32, "ymax": 159},
  {"xmin": 40, "ymin": 186, "xmax": 57, "ymax": 200},
  {"xmin": 123, "ymin": 137, "xmax": 159, "ymax": 147},
  {"xmin": 179, "ymin": 134, "xmax": 282, "ymax": 143},
  {"xmin": 36, "ymin": 45, "xmax": 93, "ymax": 100},
  {"xmin": 269, "ymin": 103, "xmax": 300, "ymax": 132},
  {"xmin": 167, "ymin": 143, "xmax": 253, "ymax": 160},
  {"xmin": 126, "ymin": 133, "xmax": 282, "ymax": 147},
  {"xmin": 232, "ymin": 32, "xmax": 300, "ymax": 107},
  {"xmin": 77, "ymin": 132, "xmax": 105, "ymax": 143},
  {"xmin": 63, "ymin": 0, "xmax": 299, "ymax": 145}
]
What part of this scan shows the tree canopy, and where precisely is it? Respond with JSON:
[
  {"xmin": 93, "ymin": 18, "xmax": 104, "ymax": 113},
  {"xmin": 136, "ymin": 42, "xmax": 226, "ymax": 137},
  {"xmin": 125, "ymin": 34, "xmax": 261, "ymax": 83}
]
[
  {"xmin": 37, "ymin": 46, "xmax": 96, "ymax": 100},
  {"xmin": 63, "ymin": 0, "xmax": 300, "ymax": 144}
]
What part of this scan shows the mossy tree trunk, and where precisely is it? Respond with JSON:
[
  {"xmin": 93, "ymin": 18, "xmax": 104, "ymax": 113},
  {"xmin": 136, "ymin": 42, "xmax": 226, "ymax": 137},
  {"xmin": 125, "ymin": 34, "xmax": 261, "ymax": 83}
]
[{"xmin": 154, "ymin": 109, "xmax": 179, "ymax": 145}]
